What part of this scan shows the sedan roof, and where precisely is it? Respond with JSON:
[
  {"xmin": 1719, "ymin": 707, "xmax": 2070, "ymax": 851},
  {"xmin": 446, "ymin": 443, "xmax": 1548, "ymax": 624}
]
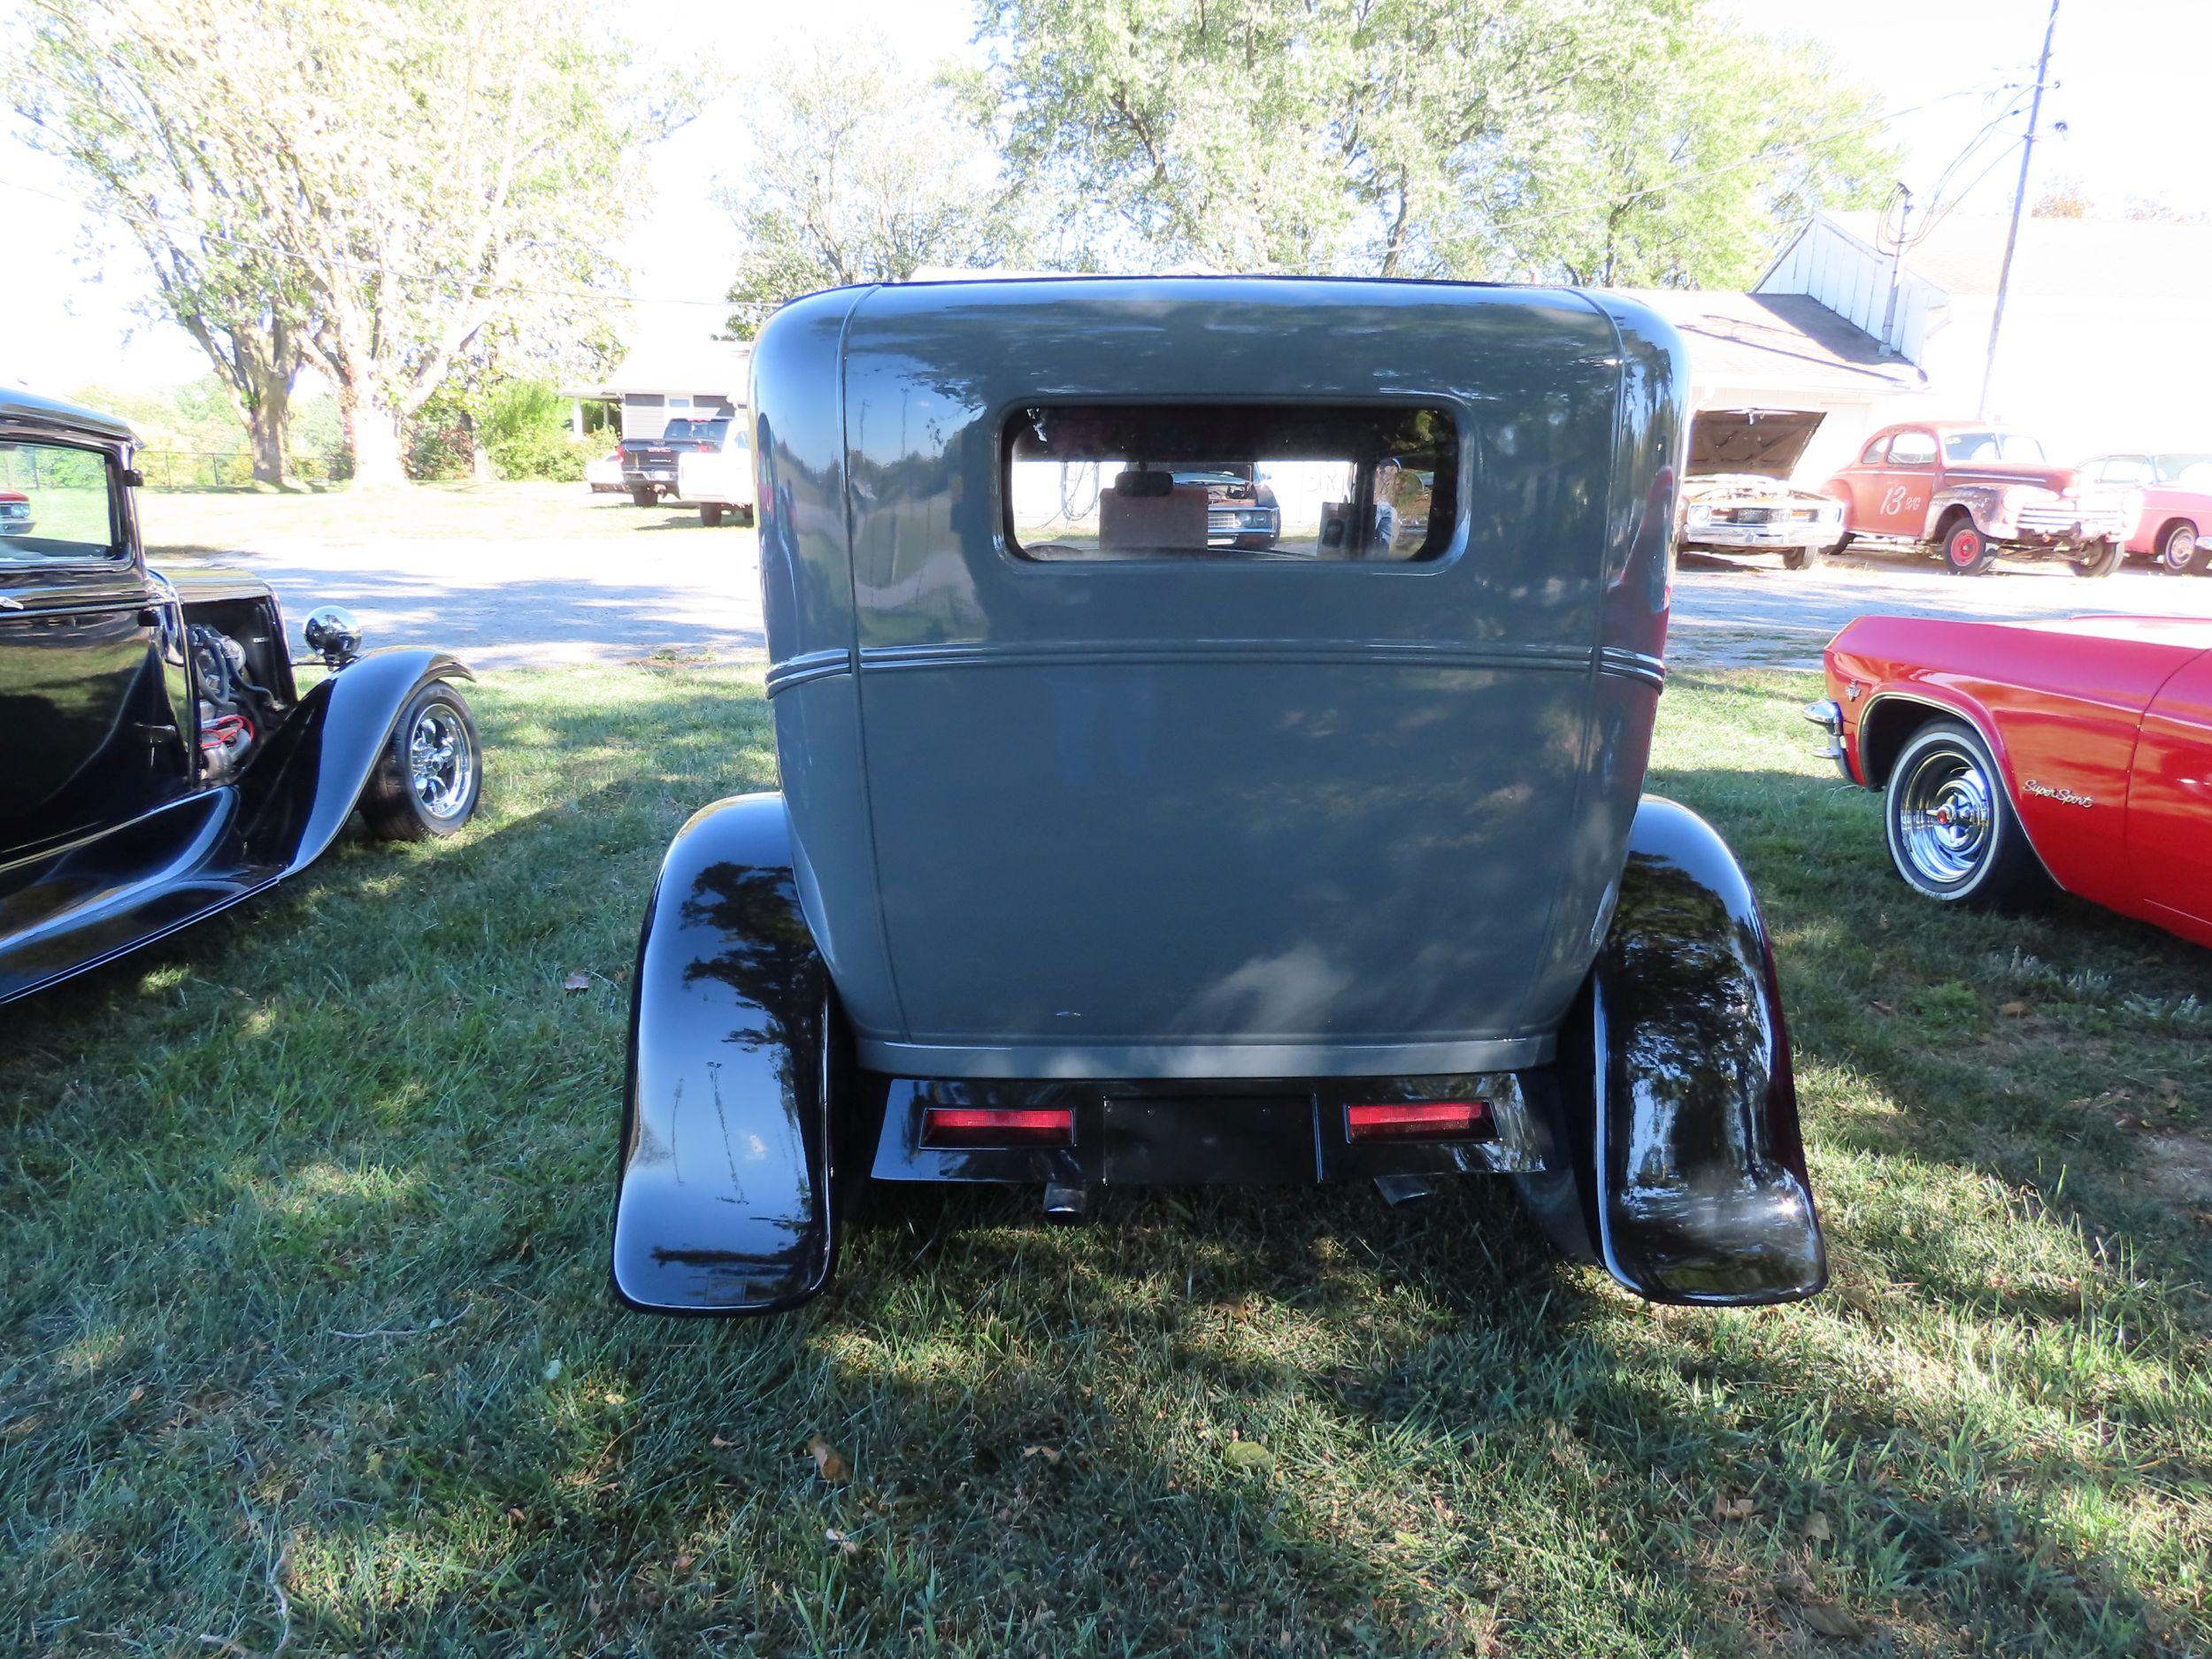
[{"xmin": 0, "ymin": 387, "xmax": 138, "ymax": 442}]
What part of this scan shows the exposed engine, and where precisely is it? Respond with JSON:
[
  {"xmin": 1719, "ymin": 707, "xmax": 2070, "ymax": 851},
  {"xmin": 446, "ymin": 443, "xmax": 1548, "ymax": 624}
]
[{"xmin": 190, "ymin": 623, "xmax": 278, "ymax": 779}]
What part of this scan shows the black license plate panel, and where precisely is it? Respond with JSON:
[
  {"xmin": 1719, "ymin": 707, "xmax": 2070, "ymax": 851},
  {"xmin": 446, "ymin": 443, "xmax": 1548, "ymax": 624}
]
[{"xmin": 1098, "ymin": 1094, "xmax": 1316, "ymax": 1185}]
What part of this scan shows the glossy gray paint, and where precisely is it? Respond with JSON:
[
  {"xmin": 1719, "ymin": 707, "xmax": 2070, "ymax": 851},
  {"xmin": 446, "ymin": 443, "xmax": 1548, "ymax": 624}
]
[{"xmin": 753, "ymin": 276, "xmax": 1686, "ymax": 1079}]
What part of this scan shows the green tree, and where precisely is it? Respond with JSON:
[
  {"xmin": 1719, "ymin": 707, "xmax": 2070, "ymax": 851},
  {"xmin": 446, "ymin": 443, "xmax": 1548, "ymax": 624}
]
[
  {"xmin": 12, "ymin": 3, "xmax": 312, "ymax": 485},
  {"xmin": 719, "ymin": 30, "xmax": 1027, "ymax": 338},
  {"xmin": 976, "ymin": 0, "xmax": 1893, "ymax": 287},
  {"xmin": 12, "ymin": 0, "xmax": 670, "ymax": 488}
]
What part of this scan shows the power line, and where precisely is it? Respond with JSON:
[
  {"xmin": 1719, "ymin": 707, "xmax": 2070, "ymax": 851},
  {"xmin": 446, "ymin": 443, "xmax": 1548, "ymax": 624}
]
[
  {"xmin": 1471, "ymin": 80, "xmax": 2031, "ymax": 246},
  {"xmin": 11, "ymin": 72, "xmax": 2036, "ymax": 309},
  {"xmin": 0, "ymin": 173, "xmax": 768, "ymax": 313}
]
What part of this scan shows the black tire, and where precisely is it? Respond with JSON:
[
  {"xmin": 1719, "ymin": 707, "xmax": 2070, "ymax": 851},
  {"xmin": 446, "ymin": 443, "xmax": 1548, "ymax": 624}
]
[
  {"xmin": 735, "ymin": 503, "xmax": 757, "ymax": 527},
  {"xmin": 2157, "ymin": 520, "xmax": 2208, "ymax": 575},
  {"xmin": 360, "ymin": 680, "xmax": 482, "ymax": 842},
  {"xmin": 1882, "ymin": 718, "xmax": 2047, "ymax": 910},
  {"xmin": 2069, "ymin": 537, "xmax": 2124, "ymax": 578},
  {"xmin": 1781, "ymin": 547, "xmax": 1810, "ymax": 570},
  {"xmin": 1940, "ymin": 517, "xmax": 1997, "ymax": 576},
  {"xmin": 700, "ymin": 503, "xmax": 724, "ymax": 527},
  {"xmin": 630, "ymin": 486, "xmax": 655, "ymax": 508}
]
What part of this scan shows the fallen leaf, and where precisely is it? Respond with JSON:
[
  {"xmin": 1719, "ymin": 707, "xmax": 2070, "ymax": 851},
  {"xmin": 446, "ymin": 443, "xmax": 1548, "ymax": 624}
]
[
  {"xmin": 711, "ymin": 1433, "xmax": 735, "ymax": 1449},
  {"xmin": 2156, "ymin": 1076, "xmax": 2182, "ymax": 1098},
  {"xmin": 1799, "ymin": 1599, "xmax": 1865, "ymax": 1639},
  {"xmin": 563, "ymin": 972, "xmax": 591, "ymax": 994},
  {"xmin": 506, "ymin": 1506, "xmax": 526, "ymax": 1522},
  {"xmin": 1022, "ymin": 1444, "xmax": 1063, "ymax": 1465},
  {"xmin": 127, "ymin": 1386, "xmax": 145, "ymax": 1406},
  {"xmin": 1999, "ymin": 1001, "xmax": 2029, "ymax": 1018},
  {"xmin": 809, "ymin": 1435, "xmax": 852, "ymax": 1483},
  {"xmin": 1870, "ymin": 1000, "xmax": 1895, "ymax": 1016},
  {"xmin": 1804, "ymin": 1511, "xmax": 1833, "ymax": 1543},
  {"xmin": 603, "ymin": 1391, "xmax": 625, "ymax": 1406},
  {"xmin": 1713, "ymin": 1494, "xmax": 1756, "ymax": 1521},
  {"xmin": 1223, "ymin": 1440, "xmax": 1274, "ymax": 1472},
  {"xmin": 825, "ymin": 1527, "xmax": 860, "ymax": 1557}
]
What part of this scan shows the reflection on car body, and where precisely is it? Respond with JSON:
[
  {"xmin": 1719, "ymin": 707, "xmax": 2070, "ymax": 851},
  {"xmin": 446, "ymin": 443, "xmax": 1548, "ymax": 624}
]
[
  {"xmin": 0, "ymin": 388, "xmax": 485, "ymax": 1006},
  {"xmin": 609, "ymin": 274, "xmax": 1828, "ymax": 1319}
]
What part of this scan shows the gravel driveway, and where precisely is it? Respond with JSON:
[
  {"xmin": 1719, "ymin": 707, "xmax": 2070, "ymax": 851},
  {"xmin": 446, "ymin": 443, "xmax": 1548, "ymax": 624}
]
[{"xmin": 140, "ymin": 483, "xmax": 2212, "ymax": 672}]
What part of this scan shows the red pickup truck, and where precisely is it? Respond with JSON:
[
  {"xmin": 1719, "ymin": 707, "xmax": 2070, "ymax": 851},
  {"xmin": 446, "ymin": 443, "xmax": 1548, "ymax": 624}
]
[{"xmin": 1823, "ymin": 422, "xmax": 2136, "ymax": 577}]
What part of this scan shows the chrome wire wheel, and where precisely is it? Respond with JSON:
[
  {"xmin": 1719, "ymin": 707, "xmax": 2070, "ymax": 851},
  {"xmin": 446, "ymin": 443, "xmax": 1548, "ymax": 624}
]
[
  {"xmin": 1893, "ymin": 746, "xmax": 1993, "ymax": 887},
  {"xmin": 407, "ymin": 698, "xmax": 474, "ymax": 822}
]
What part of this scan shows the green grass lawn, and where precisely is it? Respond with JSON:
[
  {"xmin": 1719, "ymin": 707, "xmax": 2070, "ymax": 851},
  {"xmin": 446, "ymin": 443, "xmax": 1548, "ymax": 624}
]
[{"xmin": 4, "ymin": 666, "xmax": 2208, "ymax": 1656}]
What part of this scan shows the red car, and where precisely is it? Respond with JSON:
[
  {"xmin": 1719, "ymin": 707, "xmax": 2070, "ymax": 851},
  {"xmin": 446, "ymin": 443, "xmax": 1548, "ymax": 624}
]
[
  {"xmin": 1809, "ymin": 614, "xmax": 2212, "ymax": 949},
  {"xmin": 1822, "ymin": 422, "xmax": 2135, "ymax": 577},
  {"xmin": 2078, "ymin": 451, "xmax": 2212, "ymax": 574}
]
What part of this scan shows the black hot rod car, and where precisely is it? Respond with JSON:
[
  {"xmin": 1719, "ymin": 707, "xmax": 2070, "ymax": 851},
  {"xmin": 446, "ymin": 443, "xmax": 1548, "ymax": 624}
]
[
  {"xmin": 611, "ymin": 277, "xmax": 1826, "ymax": 1317},
  {"xmin": 0, "ymin": 389, "xmax": 481, "ymax": 1005}
]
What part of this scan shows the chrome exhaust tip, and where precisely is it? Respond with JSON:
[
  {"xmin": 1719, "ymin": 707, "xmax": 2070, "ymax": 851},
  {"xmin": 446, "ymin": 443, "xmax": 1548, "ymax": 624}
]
[
  {"xmin": 1042, "ymin": 1180, "xmax": 1089, "ymax": 1223},
  {"xmin": 1374, "ymin": 1173, "xmax": 1442, "ymax": 1208}
]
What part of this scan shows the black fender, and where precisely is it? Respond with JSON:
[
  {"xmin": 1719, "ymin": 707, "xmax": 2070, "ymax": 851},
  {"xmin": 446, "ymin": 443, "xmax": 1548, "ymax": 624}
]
[
  {"xmin": 1540, "ymin": 795, "xmax": 1826, "ymax": 1305},
  {"xmin": 237, "ymin": 646, "xmax": 475, "ymax": 871},
  {"xmin": 610, "ymin": 792, "xmax": 838, "ymax": 1315},
  {"xmin": 0, "ymin": 647, "xmax": 473, "ymax": 1005}
]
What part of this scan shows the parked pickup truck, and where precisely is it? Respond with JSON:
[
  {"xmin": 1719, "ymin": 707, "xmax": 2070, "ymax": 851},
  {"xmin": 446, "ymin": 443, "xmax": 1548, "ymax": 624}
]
[
  {"xmin": 619, "ymin": 416, "xmax": 736, "ymax": 507},
  {"xmin": 1822, "ymin": 422, "xmax": 2136, "ymax": 577},
  {"xmin": 675, "ymin": 417, "xmax": 754, "ymax": 526}
]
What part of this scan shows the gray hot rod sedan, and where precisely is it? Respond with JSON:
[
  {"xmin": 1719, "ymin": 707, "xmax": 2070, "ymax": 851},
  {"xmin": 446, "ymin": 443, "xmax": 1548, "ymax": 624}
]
[
  {"xmin": 611, "ymin": 276, "xmax": 1825, "ymax": 1316},
  {"xmin": 0, "ymin": 388, "xmax": 480, "ymax": 1005}
]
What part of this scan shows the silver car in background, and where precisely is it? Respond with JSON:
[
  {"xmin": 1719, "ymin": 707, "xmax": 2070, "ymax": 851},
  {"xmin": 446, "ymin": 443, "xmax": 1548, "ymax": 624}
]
[{"xmin": 1678, "ymin": 407, "xmax": 1845, "ymax": 569}]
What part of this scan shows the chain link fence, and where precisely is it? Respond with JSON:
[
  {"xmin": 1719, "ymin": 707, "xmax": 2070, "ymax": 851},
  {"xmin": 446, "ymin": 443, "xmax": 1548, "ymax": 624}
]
[{"xmin": 133, "ymin": 449, "xmax": 349, "ymax": 490}]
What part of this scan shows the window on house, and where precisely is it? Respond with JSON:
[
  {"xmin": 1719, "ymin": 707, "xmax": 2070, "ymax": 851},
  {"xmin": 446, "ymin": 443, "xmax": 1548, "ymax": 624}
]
[{"xmin": 1003, "ymin": 403, "xmax": 1456, "ymax": 562}]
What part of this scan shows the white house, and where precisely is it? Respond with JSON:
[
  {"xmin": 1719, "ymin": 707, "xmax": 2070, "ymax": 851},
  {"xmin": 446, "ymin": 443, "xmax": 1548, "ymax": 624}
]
[
  {"xmin": 1755, "ymin": 211, "xmax": 2212, "ymax": 464},
  {"xmin": 565, "ymin": 339, "xmax": 752, "ymax": 442},
  {"xmin": 1602, "ymin": 287, "xmax": 1927, "ymax": 483}
]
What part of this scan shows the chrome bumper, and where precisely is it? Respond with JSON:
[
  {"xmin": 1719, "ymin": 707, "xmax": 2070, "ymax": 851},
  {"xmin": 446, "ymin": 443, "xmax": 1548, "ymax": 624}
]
[
  {"xmin": 1687, "ymin": 519, "xmax": 1841, "ymax": 550},
  {"xmin": 1804, "ymin": 699, "xmax": 1853, "ymax": 780}
]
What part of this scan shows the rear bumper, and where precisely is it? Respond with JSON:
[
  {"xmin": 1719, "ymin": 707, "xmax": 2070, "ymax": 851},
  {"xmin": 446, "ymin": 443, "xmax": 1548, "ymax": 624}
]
[{"xmin": 864, "ymin": 1073, "xmax": 1554, "ymax": 1187}]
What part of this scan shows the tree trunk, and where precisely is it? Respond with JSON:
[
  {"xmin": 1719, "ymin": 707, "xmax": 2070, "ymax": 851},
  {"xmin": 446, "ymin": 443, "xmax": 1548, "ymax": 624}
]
[
  {"xmin": 349, "ymin": 397, "xmax": 409, "ymax": 488},
  {"xmin": 246, "ymin": 385, "xmax": 289, "ymax": 488},
  {"xmin": 464, "ymin": 410, "xmax": 495, "ymax": 482}
]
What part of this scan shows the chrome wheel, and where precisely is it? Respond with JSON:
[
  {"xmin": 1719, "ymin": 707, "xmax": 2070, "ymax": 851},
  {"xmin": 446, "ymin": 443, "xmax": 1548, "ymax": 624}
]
[
  {"xmin": 2162, "ymin": 526, "xmax": 2199, "ymax": 573},
  {"xmin": 1894, "ymin": 746, "xmax": 1993, "ymax": 886},
  {"xmin": 408, "ymin": 700, "xmax": 474, "ymax": 822}
]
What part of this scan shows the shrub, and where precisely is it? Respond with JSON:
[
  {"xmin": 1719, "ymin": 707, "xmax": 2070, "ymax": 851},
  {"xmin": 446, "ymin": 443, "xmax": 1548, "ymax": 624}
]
[
  {"xmin": 488, "ymin": 426, "xmax": 590, "ymax": 482},
  {"xmin": 481, "ymin": 379, "xmax": 588, "ymax": 480}
]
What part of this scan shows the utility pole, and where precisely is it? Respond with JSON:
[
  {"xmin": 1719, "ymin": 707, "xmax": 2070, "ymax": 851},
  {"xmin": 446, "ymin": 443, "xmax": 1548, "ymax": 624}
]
[
  {"xmin": 1880, "ymin": 184, "xmax": 1914, "ymax": 357},
  {"xmin": 1980, "ymin": 0, "xmax": 2060, "ymax": 419}
]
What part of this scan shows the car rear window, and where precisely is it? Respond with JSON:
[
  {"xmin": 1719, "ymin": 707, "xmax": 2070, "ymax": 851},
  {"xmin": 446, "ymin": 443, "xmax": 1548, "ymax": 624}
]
[
  {"xmin": 662, "ymin": 418, "xmax": 735, "ymax": 443},
  {"xmin": 1003, "ymin": 402, "xmax": 1456, "ymax": 562},
  {"xmin": 0, "ymin": 441, "xmax": 119, "ymax": 564}
]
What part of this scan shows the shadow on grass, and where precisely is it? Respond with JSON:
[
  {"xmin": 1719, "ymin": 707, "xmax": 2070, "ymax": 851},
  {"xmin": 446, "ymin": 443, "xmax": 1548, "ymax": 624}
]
[{"xmin": 4, "ymin": 670, "xmax": 2207, "ymax": 1655}]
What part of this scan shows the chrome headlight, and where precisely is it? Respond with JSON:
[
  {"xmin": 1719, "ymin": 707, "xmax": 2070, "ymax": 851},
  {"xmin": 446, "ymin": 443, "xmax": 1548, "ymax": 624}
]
[{"xmin": 303, "ymin": 604, "xmax": 364, "ymax": 669}]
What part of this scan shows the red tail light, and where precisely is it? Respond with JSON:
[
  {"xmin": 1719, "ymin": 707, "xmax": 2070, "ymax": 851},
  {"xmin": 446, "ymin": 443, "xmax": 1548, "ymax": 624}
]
[
  {"xmin": 1346, "ymin": 1100, "xmax": 1490, "ymax": 1140},
  {"xmin": 921, "ymin": 1105, "xmax": 1074, "ymax": 1147}
]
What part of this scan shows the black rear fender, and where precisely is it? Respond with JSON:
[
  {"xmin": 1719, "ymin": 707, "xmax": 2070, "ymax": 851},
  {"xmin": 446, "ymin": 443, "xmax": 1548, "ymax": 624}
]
[{"xmin": 611, "ymin": 792, "xmax": 839, "ymax": 1316}]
